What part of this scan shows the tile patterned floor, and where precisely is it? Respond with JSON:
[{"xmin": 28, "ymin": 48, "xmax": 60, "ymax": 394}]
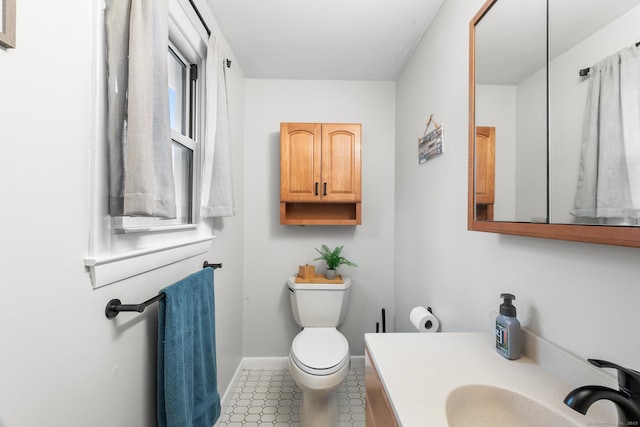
[{"xmin": 218, "ymin": 365, "xmax": 366, "ymax": 427}]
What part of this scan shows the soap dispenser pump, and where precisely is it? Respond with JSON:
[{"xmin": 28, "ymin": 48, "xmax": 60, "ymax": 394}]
[{"xmin": 496, "ymin": 293, "xmax": 521, "ymax": 360}]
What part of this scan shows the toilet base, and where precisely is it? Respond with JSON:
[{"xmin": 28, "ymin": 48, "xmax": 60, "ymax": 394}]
[
  {"xmin": 289, "ymin": 356, "xmax": 350, "ymax": 427},
  {"xmin": 300, "ymin": 390, "xmax": 338, "ymax": 427}
]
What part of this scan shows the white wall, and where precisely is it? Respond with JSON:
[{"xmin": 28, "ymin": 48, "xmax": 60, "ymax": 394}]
[
  {"xmin": 395, "ymin": 0, "xmax": 640, "ymax": 372},
  {"xmin": 515, "ymin": 69, "xmax": 547, "ymax": 222},
  {"xmin": 0, "ymin": 1, "xmax": 244, "ymax": 425},
  {"xmin": 243, "ymin": 79, "xmax": 396, "ymax": 357},
  {"xmin": 477, "ymin": 73, "xmax": 547, "ymax": 223},
  {"xmin": 476, "ymin": 84, "xmax": 517, "ymax": 220}
]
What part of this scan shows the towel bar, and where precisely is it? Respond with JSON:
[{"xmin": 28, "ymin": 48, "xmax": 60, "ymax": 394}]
[
  {"xmin": 203, "ymin": 261, "xmax": 222, "ymax": 269},
  {"xmin": 105, "ymin": 261, "xmax": 222, "ymax": 318}
]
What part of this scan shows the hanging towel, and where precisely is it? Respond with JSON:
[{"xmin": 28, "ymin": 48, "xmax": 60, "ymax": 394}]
[
  {"xmin": 157, "ymin": 268, "xmax": 220, "ymax": 427},
  {"xmin": 572, "ymin": 44, "xmax": 640, "ymax": 219},
  {"xmin": 201, "ymin": 35, "xmax": 235, "ymax": 218}
]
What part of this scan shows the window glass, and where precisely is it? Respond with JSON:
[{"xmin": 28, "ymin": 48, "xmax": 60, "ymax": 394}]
[
  {"xmin": 168, "ymin": 48, "xmax": 187, "ymax": 135},
  {"xmin": 118, "ymin": 42, "xmax": 198, "ymax": 231},
  {"xmin": 172, "ymin": 138, "xmax": 193, "ymax": 223}
]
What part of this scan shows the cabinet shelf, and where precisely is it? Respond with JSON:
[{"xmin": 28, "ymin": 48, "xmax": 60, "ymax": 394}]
[{"xmin": 280, "ymin": 202, "xmax": 361, "ymax": 225}]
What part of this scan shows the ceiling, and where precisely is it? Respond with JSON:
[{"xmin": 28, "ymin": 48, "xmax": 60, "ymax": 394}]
[{"xmin": 205, "ymin": 0, "xmax": 445, "ymax": 81}]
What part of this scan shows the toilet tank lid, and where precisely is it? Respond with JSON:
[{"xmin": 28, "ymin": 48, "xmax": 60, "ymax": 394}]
[{"xmin": 287, "ymin": 277, "xmax": 351, "ymax": 290}]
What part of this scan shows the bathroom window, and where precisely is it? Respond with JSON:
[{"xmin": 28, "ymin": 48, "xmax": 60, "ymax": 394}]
[
  {"xmin": 85, "ymin": 0, "xmax": 214, "ymax": 288},
  {"xmin": 114, "ymin": 42, "xmax": 200, "ymax": 232}
]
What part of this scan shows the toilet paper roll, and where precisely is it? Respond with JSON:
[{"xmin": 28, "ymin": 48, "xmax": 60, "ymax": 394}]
[{"xmin": 410, "ymin": 306, "xmax": 440, "ymax": 332}]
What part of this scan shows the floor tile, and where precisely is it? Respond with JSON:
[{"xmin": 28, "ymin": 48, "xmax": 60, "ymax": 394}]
[{"xmin": 218, "ymin": 366, "xmax": 365, "ymax": 426}]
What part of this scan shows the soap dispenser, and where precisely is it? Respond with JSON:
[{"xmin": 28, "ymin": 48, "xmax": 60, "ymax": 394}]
[{"xmin": 496, "ymin": 293, "xmax": 521, "ymax": 360}]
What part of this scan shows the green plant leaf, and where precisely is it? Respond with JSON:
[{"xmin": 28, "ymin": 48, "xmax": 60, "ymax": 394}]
[{"xmin": 313, "ymin": 244, "xmax": 357, "ymax": 270}]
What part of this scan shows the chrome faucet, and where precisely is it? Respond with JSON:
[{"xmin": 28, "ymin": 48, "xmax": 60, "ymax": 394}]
[{"xmin": 564, "ymin": 359, "xmax": 640, "ymax": 425}]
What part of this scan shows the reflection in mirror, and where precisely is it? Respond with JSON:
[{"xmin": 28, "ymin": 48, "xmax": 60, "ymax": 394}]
[
  {"xmin": 474, "ymin": 0, "xmax": 547, "ymax": 222},
  {"xmin": 548, "ymin": 0, "xmax": 640, "ymax": 226},
  {"xmin": 470, "ymin": 0, "xmax": 640, "ymax": 247}
]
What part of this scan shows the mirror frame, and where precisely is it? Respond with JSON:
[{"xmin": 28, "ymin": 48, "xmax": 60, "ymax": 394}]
[{"xmin": 468, "ymin": 0, "xmax": 640, "ymax": 249}]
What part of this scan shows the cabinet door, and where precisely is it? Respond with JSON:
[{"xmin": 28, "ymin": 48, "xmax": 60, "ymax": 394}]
[
  {"xmin": 475, "ymin": 126, "xmax": 495, "ymax": 220},
  {"xmin": 280, "ymin": 123, "xmax": 322, "ymax": 202},
  {"xmin": 365, "ymin": 348, "xmax": 399, "ymax": 427},
  {"xmin": 475, "ymin": 126, "xmax": 495, "ymax": 204},
  {"xmin": 321, "ymin": 123, "xmax": 362, "ymax": 202}
]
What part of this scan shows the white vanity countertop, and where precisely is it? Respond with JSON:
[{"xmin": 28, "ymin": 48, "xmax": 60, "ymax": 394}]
[{"xmin": 364, "ymin": 332, "xmax": 615, "ymax": 427}]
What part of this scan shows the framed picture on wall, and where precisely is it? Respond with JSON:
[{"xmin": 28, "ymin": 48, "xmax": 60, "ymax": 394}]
[
  {"xmin": 418, "ymin": 125, "xmax": 445, "ymax": 164},
  {"xmin": 0, "ymin": 0, "xmax": 16, "ymax": 49}
]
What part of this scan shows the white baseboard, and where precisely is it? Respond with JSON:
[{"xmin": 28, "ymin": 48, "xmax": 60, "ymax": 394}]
[
  {"xmin": 350, "ymin": 355, "xmax": 365, "ymax": 369},
  {"xmin": 243, "ymin": 356, "xmax": 289, "ymax": 370},
  {"xmin": 214, "ymin": 360, "xmax": 244, "ymax": 427}
]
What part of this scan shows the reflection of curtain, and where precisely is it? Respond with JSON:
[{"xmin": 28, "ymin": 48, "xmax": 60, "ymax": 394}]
[
  {"xmin": 572, "ymin": 44, "xmax": 640, "ymax": 220},
  {"xmin": 105, "ymin": 0, "xmax": 176, "ymax": 219},
  {"xmin": 201, "ymin": 35, "xmax": 235, "ymax": 218}
]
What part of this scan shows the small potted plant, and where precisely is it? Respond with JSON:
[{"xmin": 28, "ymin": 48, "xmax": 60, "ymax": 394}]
[{"xmin": 314, "ymin": 244, "xmax": 357, "ymax": 279}]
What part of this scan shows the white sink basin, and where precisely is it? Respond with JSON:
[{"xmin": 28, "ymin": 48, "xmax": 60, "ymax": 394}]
[{"xmin": 446, "ymin": 385, "xmax": 579, "ymax": 427}]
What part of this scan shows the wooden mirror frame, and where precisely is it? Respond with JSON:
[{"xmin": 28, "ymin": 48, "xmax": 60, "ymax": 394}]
[
  {"xmin": 468, "ymin": 0, "xmax": 640, "ymax": 249},
  {"xmin": 0, "ymin": 0, "xmax": 16, "ymax": 49}
]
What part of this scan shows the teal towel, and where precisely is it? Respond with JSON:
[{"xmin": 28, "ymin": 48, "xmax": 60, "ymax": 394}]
[{"xmin": 157, "ymin": 268, "xmax": 220, "ymax": 427}]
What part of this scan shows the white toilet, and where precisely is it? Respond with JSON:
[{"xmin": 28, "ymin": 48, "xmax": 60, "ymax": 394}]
[{"xmin": 287, "ymin": 277, "xmax": 352, "ymax": 427}]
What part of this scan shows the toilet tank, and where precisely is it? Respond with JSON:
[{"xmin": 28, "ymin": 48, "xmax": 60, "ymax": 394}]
[{"xmin": 288, "ymin": 277, "xmax": 352, "ymax": 327}]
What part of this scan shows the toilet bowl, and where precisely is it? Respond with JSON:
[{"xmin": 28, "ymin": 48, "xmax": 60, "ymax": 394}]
[
  {"xmin": 288, "ymin": 327, "xmax": 350, "ymax": 427},
  {"xmin": 287, "ymin": 278, "xmax": 352, "ymax": 427}
]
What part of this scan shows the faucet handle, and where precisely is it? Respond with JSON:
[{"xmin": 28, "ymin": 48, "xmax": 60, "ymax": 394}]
[{"xmin": 589, "ymin": 359, "xmax": 640, "ymax": 396}]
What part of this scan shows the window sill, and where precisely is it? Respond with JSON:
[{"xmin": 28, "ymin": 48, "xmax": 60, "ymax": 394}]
[
  {"xmin": 115, "ymin": 222, "xmax": 198, "ymax": 234},
  {"xmin": 84, "ymin": 236, "xmax": 214, "ymax": 288}
]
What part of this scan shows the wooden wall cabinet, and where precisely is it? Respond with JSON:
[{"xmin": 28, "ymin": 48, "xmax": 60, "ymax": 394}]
[
  {"xmin": 365, "ymin": 348, "xmax": 399, "ymax": 427},
  {"xmin": 280, "ymin": 122, "xmax": 362, "ymax": 225}
]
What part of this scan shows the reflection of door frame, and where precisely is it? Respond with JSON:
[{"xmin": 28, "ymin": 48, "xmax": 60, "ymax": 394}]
[{"xmin": 475, "ymin": 126, "xmax": 495, "ymax": 221}]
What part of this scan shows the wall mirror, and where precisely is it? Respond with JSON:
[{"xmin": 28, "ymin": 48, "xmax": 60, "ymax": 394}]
[{"xmin": 469, "ymin": 0, "xmax": 640, "ymax": 248}]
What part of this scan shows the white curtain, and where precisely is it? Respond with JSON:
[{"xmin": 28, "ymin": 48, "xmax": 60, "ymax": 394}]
[
  {"xmin": 105, "ymin": 0, "xmax": 176, "ymax": 219},
  {"xmin": 572, "ymin": 44, "xmax": 640, "ymax": 220},
  {"xmin": 201, "ymin": 35, "xmax": 235, "ymax": 218}
]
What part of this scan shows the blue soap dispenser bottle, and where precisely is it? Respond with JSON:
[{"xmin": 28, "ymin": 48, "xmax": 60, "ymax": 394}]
[{"xmin": 496, "ymin": 293, "xmax": 521, "ymax": 360}]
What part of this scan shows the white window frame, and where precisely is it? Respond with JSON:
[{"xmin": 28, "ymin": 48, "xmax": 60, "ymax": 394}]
[
  {"xmin": 85, "ymin": 0, "xmax": 213, "ymax": 288},
  {"xmin": 116, "ymin": 36, "xmax": 199, "ymax": 232}
]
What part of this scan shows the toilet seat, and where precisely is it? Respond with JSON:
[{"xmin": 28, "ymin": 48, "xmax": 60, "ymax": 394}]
[{"xmin": 290, "ymin": 328, "xmax": 349, "ymax": 376}]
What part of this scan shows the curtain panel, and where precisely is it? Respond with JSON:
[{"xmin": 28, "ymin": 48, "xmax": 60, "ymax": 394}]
[
  {"xmin": 201, "ymin": 35, "xmax": 235, "ymax": 218},
  {"xmin": 572, "ymin": 44, "xmax": 640, "ymax": 220},
  {"xmin": 105, "ymin": 0, "xmax": 177, "ymax": 219}
]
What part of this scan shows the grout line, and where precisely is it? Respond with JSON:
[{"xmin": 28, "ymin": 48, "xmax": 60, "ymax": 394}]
[{"xmin": 217, "ymin": 366, "xmax": 366, "ymax": 427}]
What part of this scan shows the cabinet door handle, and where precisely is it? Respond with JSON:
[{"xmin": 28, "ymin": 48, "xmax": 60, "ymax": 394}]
[
  {"xmin": 323, "ymin": 182, "xmax": 327, "ymax": 196},
  {"xmin": 315, "ymin": 182, "xmax": 319, "ymax": 196}
]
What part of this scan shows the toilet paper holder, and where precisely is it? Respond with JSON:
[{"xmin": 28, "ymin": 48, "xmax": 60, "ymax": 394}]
[{"xmin": 410, "ymin": 306, "xmax": 439, "ymax": 332}]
